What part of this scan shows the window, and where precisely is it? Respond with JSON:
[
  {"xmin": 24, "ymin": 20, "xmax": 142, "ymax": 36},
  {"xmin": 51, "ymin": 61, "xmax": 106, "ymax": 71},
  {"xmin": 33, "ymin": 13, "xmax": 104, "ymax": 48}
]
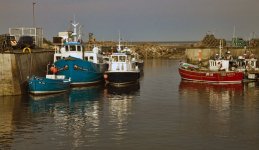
[
  {"xmin": 70, "ymin": 45, "xmax": 76, "ymax": 51},
  {"xmin": 56, "ymin": 56, "xmax": 61, "ymax": 60},
  {"xmin": 77, "ymin": 46, "xmax": 81, "ymax": 51},
  {"xmin": 89, "ymin": 56, "xmax": 94, "ymax": 60},
  {"xmin": 112, "ymin": 56, "xmax": 118, "ymax": 62},
  {"xmin": 119, "ymin": 56, "xmax": 126, "ymax": 62}
]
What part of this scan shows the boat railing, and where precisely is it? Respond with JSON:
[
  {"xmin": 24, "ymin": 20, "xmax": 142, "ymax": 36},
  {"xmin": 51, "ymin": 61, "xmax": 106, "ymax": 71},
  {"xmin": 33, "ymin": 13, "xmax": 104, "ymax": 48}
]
[{"xmin": 46, "ymin": 75, "xmax": 66, "ymax": 79}]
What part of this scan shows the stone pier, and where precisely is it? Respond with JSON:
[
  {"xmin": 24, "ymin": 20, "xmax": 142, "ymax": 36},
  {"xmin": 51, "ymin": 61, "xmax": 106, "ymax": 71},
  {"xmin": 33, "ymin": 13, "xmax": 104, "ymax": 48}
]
[{"xmin": 0, "ymin": 50, "xmax": 54, "ymax": 96}]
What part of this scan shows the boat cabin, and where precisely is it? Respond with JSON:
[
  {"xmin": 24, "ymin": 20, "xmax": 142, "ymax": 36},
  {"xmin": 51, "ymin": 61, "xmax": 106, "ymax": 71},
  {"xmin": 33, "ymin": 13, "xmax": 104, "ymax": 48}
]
[
  {"xmin": 236, "ymin": 56, "xmax": 257, "ymax": 71},
  {"xmin": 209, "ymin": 60, "xmax": 230, "ymax": 71},
  {"xmin": 209, "ymin": 57, "xmax": 258, "ymax": 72},
  {"xmin": 54, "ymin": 42, "xmax": 103, "ymax": 64},
  {"xmin": 54, "ymin": 42, "xmax": 84, "ymax": 61},
  {"xmin": 108, "ymin": 53, "xmax": 138, "ymax": 72}
]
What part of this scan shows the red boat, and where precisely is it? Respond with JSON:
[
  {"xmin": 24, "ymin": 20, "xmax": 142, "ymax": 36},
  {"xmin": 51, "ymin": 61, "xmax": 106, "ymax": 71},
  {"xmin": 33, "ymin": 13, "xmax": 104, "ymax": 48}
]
[
  {"xmin": 179, "ymin": 40, "xmax": 244, "ymax": 84},
  {"xmin": 178, "ymin": 62, "xmax": 244, "ymax": 84}
]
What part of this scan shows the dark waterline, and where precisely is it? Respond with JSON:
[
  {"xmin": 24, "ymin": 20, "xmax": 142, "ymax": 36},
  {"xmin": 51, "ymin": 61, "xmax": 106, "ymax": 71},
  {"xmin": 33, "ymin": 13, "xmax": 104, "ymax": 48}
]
[{"xmin": 1, "ymin": 59, "xmax": 259, "ymax": 150}]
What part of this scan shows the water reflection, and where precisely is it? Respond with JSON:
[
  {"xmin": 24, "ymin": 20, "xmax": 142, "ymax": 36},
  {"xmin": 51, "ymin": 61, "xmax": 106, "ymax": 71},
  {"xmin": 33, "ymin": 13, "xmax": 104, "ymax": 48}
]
[
  {"xmin": 0, "ymin": 96, "xmax": 23, "ymax": 149},
  {"xmin": 178, "ymin": 80, "xmax": 259, "ymax": 144},
  {"xmin": 69, "ymin": 86, "xmax": 104, "ymax": 103},
  {"xmin": 105, "ymin": 82, "xmax": 140, "ymax": 95},
  {"xmin": 53, "ymin": 86, "xmax": 104, "ymax": 148},
  {"xmin": 103, "ymin": 83, "xmax": 140, "ymax": 142},
  {"xmin": 179, "ymin": 81, "xmax": 244, "ymax": 111},
  {"xmin": 29, "ymin": 92, "xmax": 69, "ymax": 113},
  {"xmin": 27, "ymin": 86, "xmax": 105, "ymax": 149},
  {"xmin": 243, "ymin": 82, "xmax": 259, "ymax": 110}
]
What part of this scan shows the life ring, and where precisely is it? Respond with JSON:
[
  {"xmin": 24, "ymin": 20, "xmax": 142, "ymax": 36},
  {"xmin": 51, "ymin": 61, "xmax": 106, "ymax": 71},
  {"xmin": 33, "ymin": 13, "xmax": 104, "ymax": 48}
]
[{"xmin": 23, "ymin": 47, "xmax": 31, "ymax": 53}]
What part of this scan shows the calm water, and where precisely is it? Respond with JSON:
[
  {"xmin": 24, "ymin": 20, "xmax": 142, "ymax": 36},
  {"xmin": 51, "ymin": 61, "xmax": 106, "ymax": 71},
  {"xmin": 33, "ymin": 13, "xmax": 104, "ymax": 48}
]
[{"xmin": 1, "ymin": 59, "xmax": 259, "ymax": 150}]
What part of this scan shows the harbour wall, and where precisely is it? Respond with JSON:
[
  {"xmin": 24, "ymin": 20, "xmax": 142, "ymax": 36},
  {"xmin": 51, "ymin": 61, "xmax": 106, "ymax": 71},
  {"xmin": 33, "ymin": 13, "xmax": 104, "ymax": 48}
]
[
  {"xmin": 0, "ymin": 50, "xmax": 54, "ymax": 96},
  {"xmin": 185, "ymin": 48, "xmax": 259, "ymax": 65}
]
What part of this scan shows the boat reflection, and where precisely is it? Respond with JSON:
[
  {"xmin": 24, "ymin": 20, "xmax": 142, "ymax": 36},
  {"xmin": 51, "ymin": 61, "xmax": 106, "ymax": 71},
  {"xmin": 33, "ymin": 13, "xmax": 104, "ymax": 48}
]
[
  {"xmin": 29, "ymin": 92, "xmax": 69, "ymax": 113},
  {"xmin": 105, "ymin": 82, "xmax": 140, "ymax": 95},
  {"xmin": 103, "ymin": 82, "xmax": 140, "ymax": 141},
  {"xmin": 69, "ymin": 85, "xmax": 104, "ymax": 103},
  {"xmin": 179, "ymin": 80, "xmax": 243, "ymax": 93},
  {"xmin": 0, "ymin": 96, "xmax": 23, "ymax": 149},
  {"xmin": 29, "ymin": 86, "xmax": 105, "ymax": 147},
  {"xmin": 179, "ymin": 80, "xmax": 244, "ymax": 112}
]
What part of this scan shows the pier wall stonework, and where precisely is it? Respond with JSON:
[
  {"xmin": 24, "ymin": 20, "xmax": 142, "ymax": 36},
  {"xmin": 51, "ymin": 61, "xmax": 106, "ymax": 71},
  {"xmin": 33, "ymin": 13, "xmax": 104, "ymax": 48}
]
[
  {"xmin": 0, "ymin": 51, "xmax": 53, "ymax": 96},
  {"xmin": 185, "ymin": 48, "xmax": 258, "ymax": 65},
  {"xmin": 0, "ymin": 54, "xmax": 21, "ymax": 95}
]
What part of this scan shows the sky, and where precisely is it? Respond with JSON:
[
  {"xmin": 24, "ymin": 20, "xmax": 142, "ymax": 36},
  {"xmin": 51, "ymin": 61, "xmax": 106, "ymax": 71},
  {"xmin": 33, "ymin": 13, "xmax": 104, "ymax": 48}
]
[{"xmin": 1, "ymin": 0, "xmax": 259, "ymax": 41}]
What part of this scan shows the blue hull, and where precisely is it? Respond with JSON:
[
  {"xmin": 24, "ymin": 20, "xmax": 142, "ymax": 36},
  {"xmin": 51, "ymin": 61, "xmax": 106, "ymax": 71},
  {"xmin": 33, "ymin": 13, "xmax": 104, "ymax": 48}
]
[
  {"xmin": 54, "ymin": 57, "xmax": 108, "ymax": 86},
  {"xmin": 28, "ymin": 76, "xmax": 70, "ymax": 95}
]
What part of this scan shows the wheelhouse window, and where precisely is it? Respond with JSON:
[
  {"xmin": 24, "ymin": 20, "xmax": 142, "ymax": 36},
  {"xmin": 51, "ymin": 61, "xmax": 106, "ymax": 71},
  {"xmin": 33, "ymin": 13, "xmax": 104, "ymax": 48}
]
[
  {"xmin": 251, "ymin": 61, "xmax": 255, "ymax": 66},
  {"xmin": 119, "ymin": 56, "xmax": 126, "ymax": 62},
  {"xmin": 98, "ymin": 56, "xmax": 103, "ymax": 63},
  {"xmin": 56, "ymin": 56, "xmax": 61, "ymax": 61},
  {"xmin": 77, "ymin": 46, "xmax": 81, "ymax": 51},
  {"xmin": 112, "ymin": 56, "xmax": 118, "ymax": 62},
  {"xmin": 70, "ymin": 45, "xmax": 76, "ymax": 51},
  {"xmin": 65, "ymin": 46, "xmax": 69, "ymax": 51}
]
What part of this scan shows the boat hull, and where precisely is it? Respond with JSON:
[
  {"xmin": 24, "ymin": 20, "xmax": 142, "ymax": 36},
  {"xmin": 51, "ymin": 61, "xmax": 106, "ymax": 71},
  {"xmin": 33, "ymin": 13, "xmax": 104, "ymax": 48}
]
[
  {"xmin": 55, "ymin": 57, "xmax": 108, "ymax": 86},
  {"xmin": 104, "ymin": 71, "xmax": 140, "ymax": 86},
  {"xmin": 178, "ymin": 67, "xmax": 244, "ymax": 83},
  {"xmin": 28, "ymin": 76, "xmax": 70, "ymax": 95}
]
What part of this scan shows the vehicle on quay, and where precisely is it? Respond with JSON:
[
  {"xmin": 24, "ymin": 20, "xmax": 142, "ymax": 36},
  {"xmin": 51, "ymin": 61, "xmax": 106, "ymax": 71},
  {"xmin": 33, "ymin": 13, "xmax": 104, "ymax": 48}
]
[
  {"xmin": 16, "ymin": 36, "xmax": 35, "ymax": 49},
  {"xmin": 0, "ymin": 34, "xmax": 17, "ymax": 53}
]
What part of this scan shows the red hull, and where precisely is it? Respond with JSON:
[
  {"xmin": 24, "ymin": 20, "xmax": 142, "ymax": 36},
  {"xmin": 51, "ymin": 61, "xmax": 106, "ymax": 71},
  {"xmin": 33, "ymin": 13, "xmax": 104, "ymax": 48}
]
[{"xmin": 178, "ymin": 67, "xmax": 244, "ymax": 83}]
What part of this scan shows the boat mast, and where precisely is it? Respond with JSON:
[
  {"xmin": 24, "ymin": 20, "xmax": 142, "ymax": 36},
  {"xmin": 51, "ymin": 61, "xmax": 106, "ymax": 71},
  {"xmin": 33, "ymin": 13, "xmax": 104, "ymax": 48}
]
[
  {"xmin": 117, "ymin": 31, "xmax": 121, "ymax": 52},
  {"xmin": 71, "ymin": 15, "xmax": 79, "ymax": 42},
  {"xmin": 219, "ymin": 39, "xmax": 223, "ymax": 59},
  {"xmin": 232, "ymin": 25, "xmax": 237, "ymax": 47},
  {"xmin": 78, "ymin": 25, "xmax": 82, "ymax": 42}
]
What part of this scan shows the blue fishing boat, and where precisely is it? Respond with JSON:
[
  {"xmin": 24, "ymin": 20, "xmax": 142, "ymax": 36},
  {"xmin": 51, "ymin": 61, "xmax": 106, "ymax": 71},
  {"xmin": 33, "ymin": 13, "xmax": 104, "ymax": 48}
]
[
  {"xmin": 28, "ymin": 74, "xmax": 71, "ymax": 95},
  {"xmin": 53, "ymin": 19, "xmax": 108, "ymax": 86},
  {"xmin": 54, "ymin": 56, "xmax": 106, "ymax": 86}
]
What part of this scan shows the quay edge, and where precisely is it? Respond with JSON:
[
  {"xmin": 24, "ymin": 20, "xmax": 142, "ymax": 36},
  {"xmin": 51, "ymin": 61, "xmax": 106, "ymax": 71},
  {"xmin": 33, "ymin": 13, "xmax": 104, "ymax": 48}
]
[{"xmin": 0, "ymin": 50, "xmax": 54, "ymax": 96}]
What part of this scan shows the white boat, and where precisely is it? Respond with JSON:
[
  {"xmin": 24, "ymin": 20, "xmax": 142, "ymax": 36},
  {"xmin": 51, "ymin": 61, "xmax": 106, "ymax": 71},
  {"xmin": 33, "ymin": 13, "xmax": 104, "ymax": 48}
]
[
  {"xmin": 103, "ymin": 34, "xmax": 141, "ymax": 86},
  {"xmin": 104, "ymin": 52, "xmax": 140, "ymax": 86}
]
